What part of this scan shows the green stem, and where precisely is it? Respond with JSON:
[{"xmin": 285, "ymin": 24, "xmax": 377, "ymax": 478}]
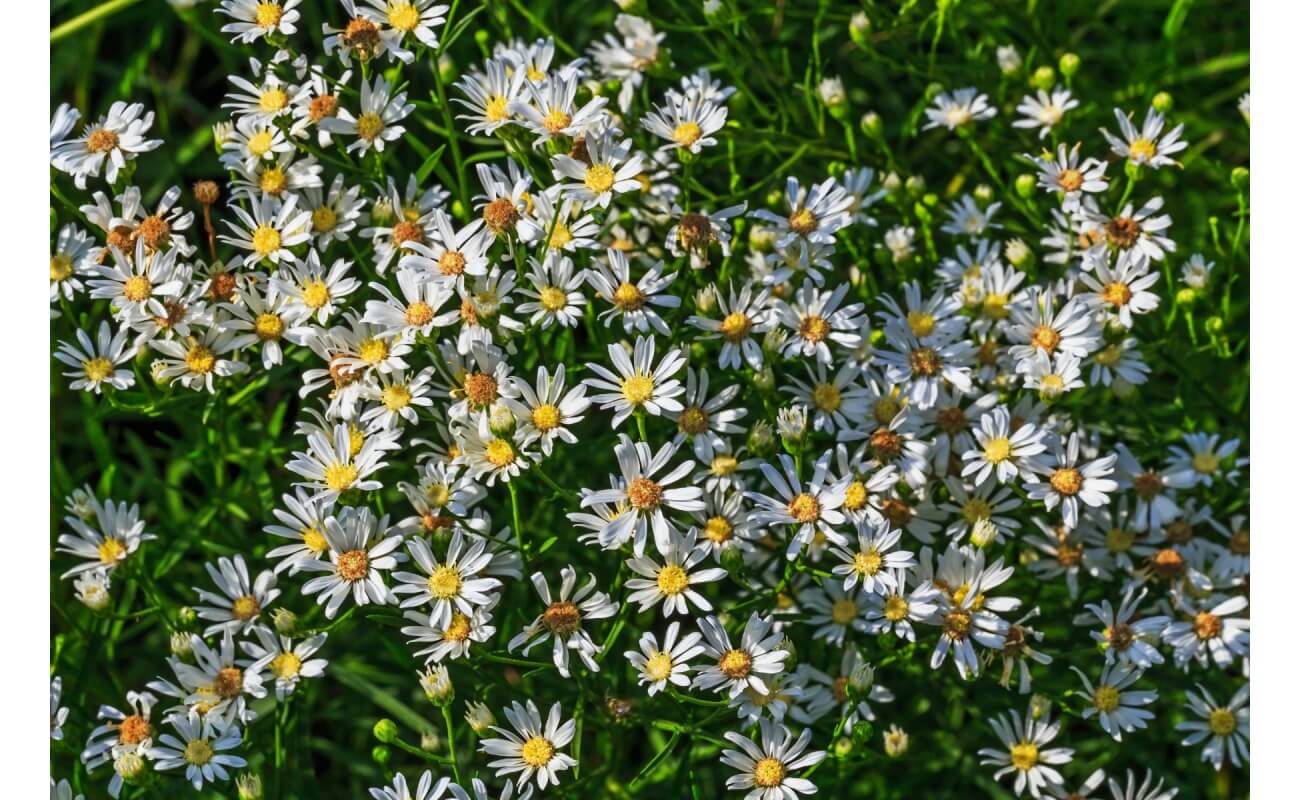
[
  {"xmin": 508, "ymin": 480, "xmax": 527, "ymax": 570},
  {"xmin": 432, "ymin": 0, "xmax": 470, "ymax": 211},
  {"xmin": 441, "ymin": 704, "xmax": 462, "ymax": 784},
  {"xmin": 51, "ymin": 0, "xmax": 142, "ymax": 43}
]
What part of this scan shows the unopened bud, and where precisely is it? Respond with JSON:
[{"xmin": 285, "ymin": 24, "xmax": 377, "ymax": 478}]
[
  {"xmin": 1204, "ymin": 316, "xmax": 1225, "ymax": 335},
  {"xmin": 747, "ymin": 420, "xmax": 775, "ymax": 456},
  {"xmin": 177, "ymin": 606, "xmax": 197, "ymax": 624},
  {"xmin": 1175, "ymin": 287, "xmax": 1198, "ymax": 306},
  {"xmin": 419, "ymin": 666, "xmax": 454, "ymax": 706},
  {"xmin": 904, "ymin": 175, "xmax": 926, "ymax": 197},
  {"xmin": 270, "ymin": 607, "xmax": 298, "ymax": 635},
  {"xmin": 488, "ymin": 403, "xmax": 516, "ymax": 437},
  {"xmin": 1151, "ymin": 91, "xmax": 1174, "ymax": 113},
  {"xmin": 859, "ymin": 111, "xmax": 882, "ymax": 137},
  {"xmin": 1030, "ymin": 66, "xmax": 1055, "ymax": 91},
  {"xmin": 371, "ymin": 745, "xmax": 391, "ymax": 766},
  {"xmin": 1029, "ymin": 694, "xmax": 1052, "ymax": 720},
  {"xmin": 833, "ymin": 736, "xmax": 853, "ymax": 758},
  {"xmin": 1005, "ymin": 238, "xmax": 1033, "ymax": 268},
  {"xmin": 169, "ymin": 631, "xmax": 193, "ymax": 657},
  {"xmin": 420, "ymin": 730, "xmax": 443, "ymax": 752},
  {"xmin": 847, "ymin": 663, "xmax": 875, "ymax": 698},
  {"xmin": 849, "ymin": 12, "xmax": 872, "ymax": 49},
  {"xmin": 464, "ymin": 701, "xmax": 495, "ymax": 735},
  {"xmin": 236, "ymin": 773, "xmax": 263, "ymax": 800},
  {"xmin": 1015, "ymin": 174, "xmax": 1037, "ymax": 199},
  {"xmin": 1231, "ymin": 167, "xmax": 1249, "ymax": 191},
  {"xmin": 193, "ymin": 180, "xmax": 220, "ymax": 206},
  {"xmin": 973, "ymin": 184, "xmax": 994, "ymax": 204},
  {"xmin": 1059, "ymin": 53, "xmax": 1080, "ymax": 78},
  {"xmin": 970, "ymin": 518, "xmax": 999, "ymax": 548},
  {"xmin": 883, "ymin": 724, "xmax": 910, "ymax": 757},
  {"xmin": 373, "ymin": 718, "xmax": 400, "ymax": 744},
  {"xmin": 996, "ymin": 45, "xmax": 1022, "ymax": 75}
]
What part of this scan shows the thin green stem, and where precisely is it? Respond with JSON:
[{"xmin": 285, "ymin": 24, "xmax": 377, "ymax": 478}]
[{"xmin": 441, "ymin": 704, "xmax": 462, "ymax": 784}]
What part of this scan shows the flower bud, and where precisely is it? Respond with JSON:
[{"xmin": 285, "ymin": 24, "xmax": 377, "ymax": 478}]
[
  {"xmin": 818, "ymin": 77, "xmax": 847, "ymax": 113},
  {"xmin": 177, "ymin": 606, "xmax": 197, "ymax": 624},
  {"xmin": 487, "ymin": 403, "xmax": 516, "ymax": 437},
  {"xmin": 882, "ymin": 171, "xmax": 902, "ymax": 192},
  {"xmin": 748, "ymin": 420, "xmax": 775, "ymax": 456},
  {"xmin": 270, "ymin": 607, "xmax": 298, "ymax": 635},
  {"xmin": 752, "ymin": 365, "xmax": 776, "ymax": 392},
  {"xmin": 236, "ymin": 774, "xmax": 263, "ymax": 800},
  {"xmin": 1059, "ymin": 53, "xmax": 1080, "ymax": 78},
  {"xmin": 883, "ymin": 724, "xmax": 910, "ymax": 757},
  {"xmin": 849, "ymin": 12, "xmax": 872, "ymax": 49},
  {"xmin": 211, "ymin": 121, "xmax": 234, "ymax": 151},
  {"xmin": 1111, "ymin": 377, "xmax": 1137, "ymax": 400},
  {"xmin": 1152, "ymin": 91, "xmax": 1174, "ymax": 113},
  {"xmin": 373, "ymin": 718, "xmax": 400, "ymax": 744},
  {"xmin": 438, "ymin": 54, "xmax": 457, "ymax": 84},
  {"xmin": 973, "ymin": 184, "xmax": 994, "ymax": 204},
  {"xmin": 114, "ymin": 750, "xmax": 148, "ymax": 783},
  {"xmin": 694, "ymin": 284, "xmax": 718, "ymax": 314},
  {"xmin": 720, "ymin": 544, "xmax": 746, "ymax": 576},
  {"xmin": 1205, "ymin": 316, "xmax": 1225, "ymax": 335},
  {"xmin": 904, "ymin": 175, "xmax": 926, "ymax": 197},
  {"xmin": 1015, "ymin": 174, "xmax": 1037, "ymax": 199},
  {"xmin": 776, "ymin": 405, "xmax": 808, "ymax": 442},
  {"xmin": 169, "ymin": 631, "xmax": 193, "ymax": 657},
  {"xmin": 748, "ymin": 225, "xmax": 776, "ymax": 252},
  {"xmin": 371, "ymin": 745, "xmax": 391, "ymax": 766},
  {"xmin": 1231, "ymin": 166, "xmax": 1249, "ymax": 191},
  {"xmin": 851, "ymin": 720, "xmax": 875, "ymax": 746},
  {"xmin": 1029, "ymin": 694, "xmax": 1052, "ymax": 720},
  {"xmin": 1175, "ymin": 287, "xmax": 1198, "ymax": 306},
  {"xmin": 847, "ymin": 662, "xmax": 875, "ymax": 699},
  {"xmin": 1005, "ymin": 238, "xmax": 1033, "ymax": 268},
  {"xmin": 996, "ymin": 45, "xmax": 1022, "ymax": 75},
  {"xmin": 1030, "ymin": 66, "xmax": 1055, "ymax": 91},
  {"xmin": 970, "ymin": 518, "xmax": 999, "ymax": 548},
  {"xmin": 702, "ymin": 0, "xmax": 724, "ymax": 19},
  {"xmin": 833, "ymin": 736, "xmax": 854, "ymax": 758},
  {"xmin": 420, "ymin": 730, "xmax": 443, "ymax": 752},
  {"xmin": 419, "ymin": 666, "xmax": 454, "ymax": 706},
  {"xmin": 859, "ymin": 111, "xmax": 882, "ymax": 137},
  {"xmin": 464, "ymin": 701, "xmax": 496, "ymax": 735},
  {"xmin": 777, "ymin": 636, "xmax": 798, "ymax": 665},
  {"xmin": 74, "ymin": 570, "xmax": 112, "ymax": 611}
]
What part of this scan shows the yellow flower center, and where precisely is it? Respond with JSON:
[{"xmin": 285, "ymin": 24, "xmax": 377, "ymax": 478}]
[
  {"xmin": 258, "ymin": 87, "xmax": 288, "ymax": 114},
  {"xmin": 51, "ymin": 254, "xmax": 74, "ymax": 282},
  {"xmin": 983, "ymin": 437, "xmax": 1012, "ymax": 464},
  {"xmin": 883, "ymin": 594, "xmax": 909, "ymax": 622},
  {"xmin": 324, "ymin": 462, "xmax": 359, "ymax": 492},
  {"xmin": 83, "ymin": 357, "xmax": 114, "ymax": 382},
  {"xmin": 672, "ymin": 122, "xmax": 702, "ymax": 147},
  {"xmin": 753, "ymin": 757, "xmax": 787, "ymax": 788},
  {"xmin": 122, "ymin": 275, "xmax": 152, "ymax": 303},
  {"xmin": 381, "ymin": 383, "xmax": 412, "ymax": 411},
  {"xmin": 358, "ymin": 337, "xmax": 389, "ymax": 365},
  {"xmin": 427, "ymin": 565, "xmax": 463, "ymax": 599},
  {"xmin": 621, "ymin": 374, "xmax": 655, "ymax": 405},
  {"xmin": 1208, "ymin": 708, "xmax": 1237, "ymax": 736},
  {"xmin": 259, "ymin": 166, "xmax": 288, "ymax": 195},
  {"xmin": 1101, "ymin": 281, "xmax": 1133, "ymax": 307},
  {"xmin": 542, "ymin": 601, "xmax": 582, "ymax": 636},
  {"xmin": 387, "ymin": 2, "xmax": 421, "ymax": 32},
  {"xmin": 719, "ymin": 311, "xmax": 752, "ymax": 342},
  {"xmin": 301, "ymin": 279, "xmax": 330, "ymax": 309},
  {"xmin": 1093, "ymin": 685, "xmax": 1121, "ymax": 713},
  {"xmin": 548, "ymin": 222, "xmax": 573, "ymax": 250},
  {"xmin": 213, "ymin": 667, "xmax": 244, "ymax": 699},
  {"xmin": 627, "ymin": 478, "xmax": 663, "ymax": 510},
  {"xmin": 485, "ymin": 95, "xmax": 510, "ymax": 122},
  {"xmin": 271, "ymin": 652, "xmax": 302, "ymax": 679},
  {"xmin": 612, "ymin": 281, "xmax": 646, "ymax": 311},
  {"xmin": 1056, "ymin": 168, "xmax": 1084, "ymax": 192},
  {"xmin": 1128, "ymin": 138, "xmax": 1157, "ymax": 162},
  {"xmin": 830, "ymin": 597, "xmax": 859, "ymax": 625},
  {"xmin": 542, "ymin": 109, "xmax": 572, "ymax": 133},
  {"xmin": 711, "ymin": 455, "xmax": 738, "ymax": 476},
  {"xmin": 718, "ymin": 648, "xmax": 753, "ymax": 679},
  {"xmin": 184, "ymin": 738, "xmax": 215, "ymax": 766},
  {"xmin": 302, "ymin": 526, "xmax": 328, "ymax": 554},
  {"xmin": 520, "ymin": 735, "xmax": 555, "ymax": 768},
  {"xmin": 853, "ymin": 548, "xmax": 883, "ymax": 576},
  {"xmin": 254, "ymin": 312, "xmax": 284, "ymax": 340},
  {"xmin": 584, "ymin": 164, "xmax": 616, "ymax": 194},
  {"xmin": 644, "ymin": 651, "xmax": 674, "ymax": 682},
  {"xmin": 1192, "ymin": 451, "xmax": 1220, "ymax": 475},
  {"xmin": 438, "ymin": 250, "xmax": 466, "ymax": 276},
  {"xmin": 85, "ymin": 128, "xmax": 120, "ymax": 154},
  {"xmin": 843, "ymin": 481, "xmax": 868, "ymax": 511},
  {"xmin": 462, "ymin": 372, "xmax": 498, "ymax": 407},
  {"xmin": 811, "ymin": 383, "xmax": 842, "ymax": 412},
  {"xmin": 656, "ymin": 564, "xmax": 690, "ymax": 595},
  {"xmin": 539, "ymin": 286, "xmax": 568, "ymax": 312},
  {"xmin": 444, "ymin": 612, "xmax": 472, "ymax": 642},
  {"xmin": 788, "ymin": 208, "xmax": 818, "ymax": 235},
  {"xmin": 1050, "ymin": 467, "xmax": 1083, "ymax": 496},
  {"xmin": 799, "ymin": 314, "xmax": 830, "ymax": 343},
  {"xmin": 117, "ymin": 715, "xmax": 152, "ymax": 745},
  {"xmin": 907, "ymin": 310, "xmax": 936, "ymax": 338},
  {"xmin": 231, "ymin": 595, "xmax": 261, "ymax": 621},
  {"xmin": 185, "ymin": 344, "xmax": 216, "ymax": 375},
  {"xmin": 703, "ymin": 516, "xmax": 733, "ymax": 543},
  {"xmin": 252, "ymin": 224, "xmax": 281, "ymax": 256},
  {"xmin": 787, "ymin": 493, "xmax": 821, "ymax": 524},
  {"xmin": 247, "ymin": 129, "xmax": 275, "ymax": 157},
  {"xmin": 962, "ymin": 497, "xmax": 993, "ymax": 524},
  {"xmin": 355, "ymin": 111, "xmax": 385, "ymax": 141},
  {"xmin": 98, "ymin": 537, "xmax": 127, "ymax": 564},
  {"xmin": 909, "ymin": 347, "xmax": 941, "ymax": 377},
  {"xmin": 531, "ymin": 404, "xmax": 561, "ymax": 432},
  {"xmin": 1030, "ymin": 324, "xmax": 1061, "ymax": 352},
  {"xmin": 484, "ymin": 438, "xmax": 516, "ymax": 467},
  {"xmin": 1009, "ymin": 742, "xmax": 1038, "ymax": 771}
]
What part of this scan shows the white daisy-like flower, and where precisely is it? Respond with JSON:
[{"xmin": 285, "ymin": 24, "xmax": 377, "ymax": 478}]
[
  {"xmin": 54, "ymin": 321, "xmax": 136, "ymax": 394},
  {"xmin": 149, "ymin": 326, "xmax": 249, "ymax": 393},
  {"xmin": 1080, "ymin": 255, "xmax": 1162, "ymax": 328},
  {"xmin": 746, "ymin": 451, "xmax": 851, "ymax": 560},
  {"xmin": 1071, "ymin": 662, "xmax": 1156, "ymax": 741},
  {"xmin": 219, "ymin": 192, "xmax": 313, "ymax": 264},
  {"xmin": 50, "ymin": 677, "xmax": 68, "ymax": 742},
  {"xmin": 666, "ymin": 203, "xmax": 746, "ymax": 267},
  {"xmin": 1101, "ymin": 106, "xmax": 1187, "ymax": 169},
  {"xmin": 923, "ymin": 87, "xmax": 996, "ymax": 131},
  {"xmin": 286, "ymin": 421, "xmax": 399, "ymax": 499},
  {"xmin": 583, "ymin": 336, "xmax": 687, "ymax": 429},
  {"xmin": 1165, "ymin": 431, "xmax": 1242, "ymax": 487},
  {"xmin": 401, "ymin": 595, "xmax": 498, "ymax": 664},
  {"xmin": 773, "ymin": 281, "xmax": 866, "ymax": 365},
  {"xmin": 864, "ymin": 568, "xmax": 942, "ymax": 642},
  {"xmin": 510, "ymin": 70, "xmax": 608, "ymax": 146},
  {"xmin": 687, "ymin": 283, "xmax": 773, "ymax": 371},
  {"xmin": 239, "ymin": 626, "xmax": 329, "ymax": 700},
  {"xmin": 625, "ymin": 620, "xmax": 705, "ymax": 696},
  {"xmin": 150, "ymin": 709, "xmax": 247, "ymax": 791},
  {"xmin": 50, "ymin": 224, "xmax": 94, "ymax": 307},
  {"xmin": 1022, "ymin": 350, "xmax": 1085, "ymax": 400},
  {"xmin": 400, "ymin": 211, "xmax": 493, "ymax": 285},
  {"xmin": 693, "ymin": 613, "xmax": 789, "ymax": 699},
  {"xmin": 667, "ymin": 367, "xmax": 746, "ymax": 462},
  {"xmin": 455, "ymin": 57, "xmax": 527, "ymax": 135},
  {"xmin": 961, "ymin": 406, "xmax": 1049, "ymax": 485},
  {"xmin": 1175, "ymin": 683, "xmax": 1249, "ymax": 770},
  {"xmin": 625, "ymin": 529, "xmax": 728, "ymax": 616},
  {"xmin": 264, "ymin": 489, "xmax": 335, "ymax": 574},
  {"xmin": 453, "ymin": 413, "xmax": 534, "ymax": 486},
  {"xmin": 518, "ymin": 188, "xmax": 601, "ymax": 253},
  {"xmin": 154, "ymin": 631, "xmax": 268, "ymax": 725},
  {"xmin": 56, "ymin": 497, "xmax": 154, "ymax": 579},
  {"xmin": 391, "ymin": 531, "xmax": 501, "ymax": 628},
  {"xmin": 942, "ymin": 194, "xmax": 1002, "ymax": 237},
  {"xmin": 1181, "ymin": 253, "xmax": 1215, "ymax": 289},
  {"xmin": 480, "ymin": 700, "xmax": 577, "ymax": 791},
  {"xmin": 503, "ymin": 364, "xmax": 590, "ymax": 456},
  {"xmin": 509, "ymin": 565, "xmax": 617, "ymax": 677},
  {"xmin": 1025, "ymin": 432, "xmax": 1118, "ymax": 529},
  {"xmin": 1102, "ymin": 770, "xmax": 1179, "ymax": 800},
  {"xmin": 551, "ymin": 129, "xmax": 644, "ymax": 210},
  {"xmin": 299, "ymin": 506, "xmax": 405, "ymax": 618},
  {"xmin": 80, "ymin": 690, "xmax": 158, "ymax": 781},
  {"xmin": 86, "ymin": 237, "xmax": 185, "ymax": 315},
  {"xmin": 579, "ymin": 434, "xmax": 703, "ymax": 555},
  {"xmin": 193, "ymin": 554, "xmax": 280, "ymax": 636},
  {"xmin": 830, "ymin": 517, "xmax": 916, "ymax": 594},
  {"xmin": 516, "ymin": 252, "xmax": 587, "ymax": 328},
  {"xmin": 217, "ymin": 0, "xmax": 301, "ymax": 43},
  {"xmin": 368, "ymin": 769, "xmax": 460, "ymax": 800},
  {"xmin": 51, "ymin": 101, "xmax": 162, "ymax": 188},
  {"xmin": 1031, "ymin": 144, "xmax": 1109, "ymax": 211},
  {"xmin": 273, "ymin": 248, "xmax": 363, "ymax": 324},
  {"xmin": 221, "ymin": 276, "xmax": 312, "ymax": 370},
  {"xmin": 1013, "ymin": 87, "xmax": 1079, "ymax": 138},
  {"xmin": 1088, "ymin": 196, "xmax": 1176, "ymax": 265},
  {"xmin": 587, "ymin": 247, "xmax": 680, "ymax": 336},
  {"xmin": 358, "ymin": 0, "xmax": 449, "ymax": 58},
  {"xmin": 1081, "ymin": 587, "xmax": 1171, "ymax": 669},
  {"xmin": 751, "ymin": 176, "xmax": 854, "ymax": 247},
  {"xmin": 978, "ymin": 704, "xmax": 1074, "ymax": 798},
  {"xmin": 1162, "ymin": 594, "xmax": 1249, "ymax": 669},
  {"xmin": 720, "ymin": 719, "xmax": 826, "ymax": 800},
  {"xmin": 322, "ymin": 75, "xmax": 414, "ymax": 154},
  {"xmin": 642, "ymin": 91, "xmax": 728, "ymax": 153}
]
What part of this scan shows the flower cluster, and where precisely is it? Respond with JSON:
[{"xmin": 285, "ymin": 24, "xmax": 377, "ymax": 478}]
[{"xmin": 50, "ymin": 3, "xmax": 1248, "ymax": 799}]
